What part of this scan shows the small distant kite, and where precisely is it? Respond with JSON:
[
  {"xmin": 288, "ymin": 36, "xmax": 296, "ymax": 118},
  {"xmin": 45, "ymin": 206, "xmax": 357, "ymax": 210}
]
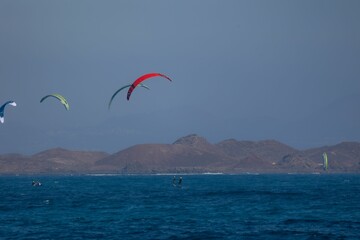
[
  {"xmin": 323, "ymin": 152, "xmax": 328, "ymax": 171},
  {"xmin": 127, "ymin": 73, "xmax": 172, "ymax": 100},
  {"xmin": 108, "ymin": 83, "xmax": 150, "ymax": 109},
  {"xmin": 40, "ymin": 94, "xmax": 69, "ymax": 110},
  {"xmin": 0, "ymin": 101, "xmax": 17, "ymax": 123}
]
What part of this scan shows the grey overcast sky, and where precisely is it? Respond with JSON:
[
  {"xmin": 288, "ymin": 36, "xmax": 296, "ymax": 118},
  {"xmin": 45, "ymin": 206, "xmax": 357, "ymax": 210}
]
[{"xmin": 0, "ymin": 0, "xmax": 359, "ymax": 154}]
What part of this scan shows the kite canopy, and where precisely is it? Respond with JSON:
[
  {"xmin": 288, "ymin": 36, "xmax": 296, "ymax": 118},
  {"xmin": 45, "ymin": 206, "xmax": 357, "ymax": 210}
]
[
  {"xmin": 0, "ymin": 101, "xmax": 16, "ymax": 124},
  {"xmin": 40, "ymin": 94, "xmax": 69, "ymax": 110},
  {"xmin": 323, "ymin": 152, "xmax": 328, "ymax": 171},
  {"xmin": 108, "ymin": 83, "xmax": 150, "ymax": 109},
  {"xmin": 127, "ymin": 73, "xmax": 172, "ymax": 100}
]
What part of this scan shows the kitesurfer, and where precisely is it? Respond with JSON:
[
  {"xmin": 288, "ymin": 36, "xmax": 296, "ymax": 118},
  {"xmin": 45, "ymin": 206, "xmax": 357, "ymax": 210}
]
[
  {"xmin": 172, "ymin": 176, "xmax": 176, "ymax": 186},
  {"xmin": 178, "ymin": 177, "xmax": 182, "ymax": 187},
  {"xmin": 32, "ymin": 181, "xmax": 42, "ymax": 187}
]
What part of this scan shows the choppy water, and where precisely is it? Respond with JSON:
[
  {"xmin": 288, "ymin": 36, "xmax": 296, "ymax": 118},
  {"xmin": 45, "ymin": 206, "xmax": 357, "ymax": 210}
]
[{"xmin": 0, "ymin": 174, "xmax": 359, "ymax": 239}]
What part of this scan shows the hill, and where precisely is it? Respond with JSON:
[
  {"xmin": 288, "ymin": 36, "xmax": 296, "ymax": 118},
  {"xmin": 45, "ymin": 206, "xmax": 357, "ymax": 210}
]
[
  {"xmin": 0, "ymin": 134, "xmax": 359, "ymax": 174},
  {"xmin": 93, "ymin": 134, "xmax": 360, "ymax": 174},
  {"xmin": 0, "ymin": 148, "xmax": 108, "ymax": 174}
]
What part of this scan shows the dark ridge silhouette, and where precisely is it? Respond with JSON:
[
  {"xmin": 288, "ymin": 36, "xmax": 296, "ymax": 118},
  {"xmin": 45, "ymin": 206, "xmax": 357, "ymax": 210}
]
[{"xmin": 0, "ymin": 135, "xmax": 359, "ymax": 174}]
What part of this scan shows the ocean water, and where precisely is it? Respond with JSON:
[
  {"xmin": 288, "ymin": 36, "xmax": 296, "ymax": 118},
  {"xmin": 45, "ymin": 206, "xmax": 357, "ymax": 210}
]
[{"xmin": 0, "ymin": 174, "xmax": 359, "ymax": 239}]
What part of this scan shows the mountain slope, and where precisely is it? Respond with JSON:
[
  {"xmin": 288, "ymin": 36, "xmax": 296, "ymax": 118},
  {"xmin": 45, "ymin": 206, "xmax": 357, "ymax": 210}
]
[{"xmin": 0, "ymin": 134, "xmax": 359, "ymax": 174}]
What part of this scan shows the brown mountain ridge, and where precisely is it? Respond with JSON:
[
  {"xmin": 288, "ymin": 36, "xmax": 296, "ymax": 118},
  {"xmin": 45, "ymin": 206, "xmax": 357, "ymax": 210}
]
[{"xmin": 1, "ymin": 134, "xmax": 359, "ymax": 174}]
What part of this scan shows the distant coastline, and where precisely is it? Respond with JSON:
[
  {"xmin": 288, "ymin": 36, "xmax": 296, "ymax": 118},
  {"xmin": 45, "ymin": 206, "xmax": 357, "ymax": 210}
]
[{"xmin": 0, "ymin": 134, "xmax": 359, "ymax": 174}]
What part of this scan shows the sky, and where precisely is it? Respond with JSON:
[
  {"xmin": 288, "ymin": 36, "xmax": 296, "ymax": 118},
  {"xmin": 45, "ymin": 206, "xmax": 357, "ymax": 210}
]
[{"xmin": 0, "ymin": 0, "xmax": 359, "ymax": 154}]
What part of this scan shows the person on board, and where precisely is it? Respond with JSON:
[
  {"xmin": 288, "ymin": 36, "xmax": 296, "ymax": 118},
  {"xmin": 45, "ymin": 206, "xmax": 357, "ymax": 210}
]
[
  {"xmin": 32, "ymin": 180, "xmax": 42, "ymax": 187},
  {"xmin": 178, "ymin": 177, "xmax": 182, "ymax": 187},
  {"xmin": 172, "ymin": 176, "xmax": 177, "ymax": 186}
]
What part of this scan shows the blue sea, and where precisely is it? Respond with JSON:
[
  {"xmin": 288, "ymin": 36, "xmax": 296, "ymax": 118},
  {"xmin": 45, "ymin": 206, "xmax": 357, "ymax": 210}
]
[{"xmin": 0, "ymin": 174, "xmax": 359, "ymax": 239}]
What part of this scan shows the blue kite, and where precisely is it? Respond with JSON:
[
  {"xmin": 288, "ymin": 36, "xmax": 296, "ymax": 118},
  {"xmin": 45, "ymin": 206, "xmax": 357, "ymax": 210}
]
[{"xmin": 0, "ymin": 101, "xmax": 17, "ymax": 123}]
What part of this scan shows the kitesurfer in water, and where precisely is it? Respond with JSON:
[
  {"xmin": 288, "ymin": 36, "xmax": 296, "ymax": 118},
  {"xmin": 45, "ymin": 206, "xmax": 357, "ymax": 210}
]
[
  {"xmin": 32, "ymin": 180, "xmax": 42, "ymax": 187},
  {"xmin": 178, "ymin": 177, "xmax": 182, "ymax": 187},
  {"xmin": 172, "ymin": 176, "xmax": 176, "ymax": 186}
]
